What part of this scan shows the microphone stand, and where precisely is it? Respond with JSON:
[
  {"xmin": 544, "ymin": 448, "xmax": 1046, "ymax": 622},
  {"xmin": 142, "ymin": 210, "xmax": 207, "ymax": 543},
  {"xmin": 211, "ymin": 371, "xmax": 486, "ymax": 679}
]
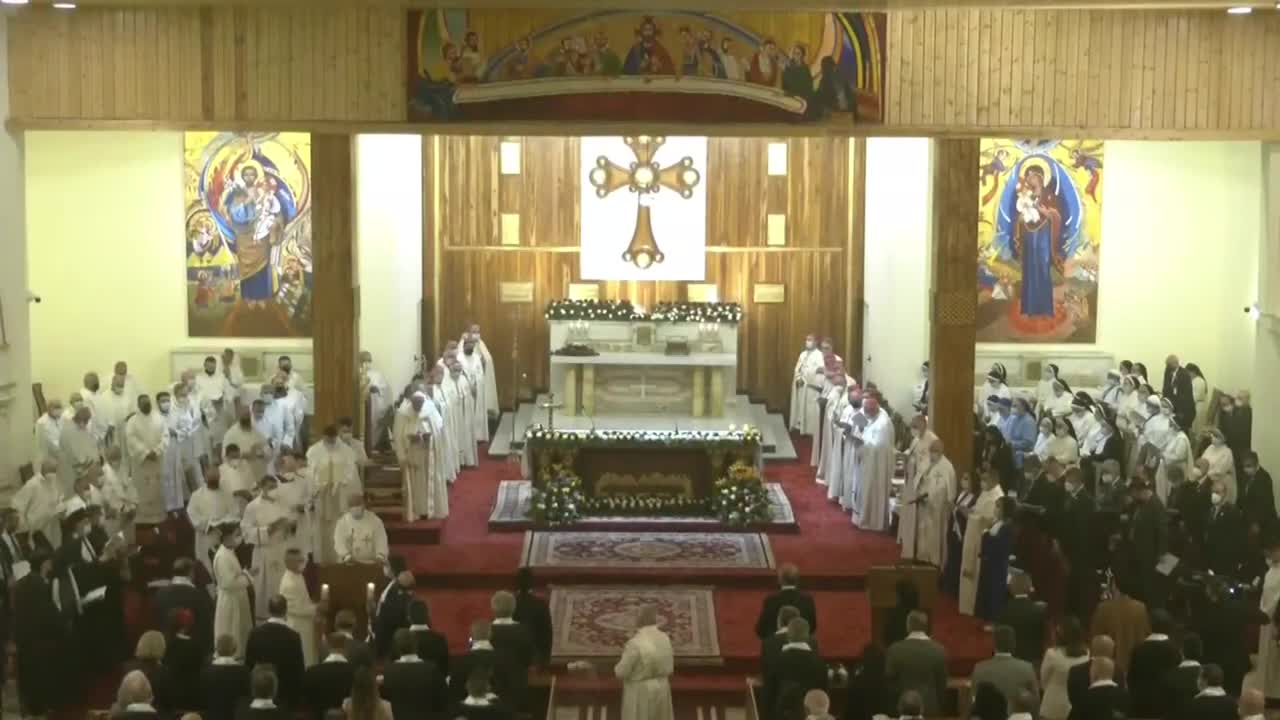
[{"xmin": 903, "ymin": 490, "xmax": 930, "ymax": 566}]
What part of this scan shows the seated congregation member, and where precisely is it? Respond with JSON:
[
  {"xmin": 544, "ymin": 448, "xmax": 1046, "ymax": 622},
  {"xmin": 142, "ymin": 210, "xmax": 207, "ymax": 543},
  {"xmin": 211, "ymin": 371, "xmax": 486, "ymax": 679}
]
[
  {"xmin": 452, "ymin": 620, "xmax": 519, "ymax": 707},
  {"xmin": 112, "ymin": 670, "xmax": 161, "ymax": 720},
  {"xmin": 128, "ymin": 630, "xmax": 176, "ymax": 716},
  {"xmin": 304, "ymin": 632, "xmax": 356, "ymax": 720},
  {"xmin": 761, "ymin": 618, "xmax": 828, "ymax": 720},
  {"xmin": 1205, "ymin": 478, "xmax": 1248, "ymax": 577},
  {"xmin": 237, "ymin": 665, "xmax": 290, "ymax": 720},
  {"xmin": 1128, "ymin": 609, "xmax": 1181, "ymax": 719},
  {"xmin": 843, "ymin": 643, "xmax": 892, "ymax": 720},
  {"xmin": 202, "ymin": 634, "xmax": 251, "ymax": 720},
  {"xmin": 381, "ymin": 628, "xmax": 447, "ymax": 719},
  {"xmin": 969, "ymin": 625, "xmax": 1038, "ymax": 711},
  {"xmin": 1038, "ymin": 616, "xmax": 1090, "ymax": 720},
  {"xmin": 373, "ymin": 568, "xmax": 415, "ymax": 660},
  {"xmin": 342, "ymin": 664, "xmax": 392, "ymax": 720},
  {"xmin": 408, "ymin": 599, "xmax": 450, "ymax": 677},
  {"xmin": 1166, "ymin": 634, "xmax": 1206, "ymax": 712},
  {"xmin": 756, "ymin": 563, "xmax": 818, "ymax": 641},
  {"xmin": 513, "ymin": 567, "xmax": 553, "ymax": 666},
  {"xmin": 245, "ymin": 594, "xmax": 305, "ymax": 708},
  {"xmin": 765, "ymin": 606, "xmax": 821, "ymax": 674},
  {"xmin": 164, "ymin": 608, "xmax": 206, "ymax": 712},
  {"xmin": 1066, "ymin": 657, "xmax": 1127, "ymax": 720},
  {"xmin": 154, "ymin": 558, "xmax": 214, "ymax": 656},
  {"xmin": 450, "ymin": 670, "xmax": 515, "ymax": 720},
  {"xmin": 1179, "ymin": 663, "xmax": 1236, "ymax": 720},
  {"xmin": 1067, "ymin": 634, "xmax": 1122, "ymax": 710},
  {"xmin": 490, "ymin": 590, "xmax": 535, "ymax": 702},
  {"xmin": 885, "ymin": 611, "xmax": 947, "ymax": 717},
  {"xmin": 998, "ymin": 572, "xmax": 1047, "ymax": 666}
]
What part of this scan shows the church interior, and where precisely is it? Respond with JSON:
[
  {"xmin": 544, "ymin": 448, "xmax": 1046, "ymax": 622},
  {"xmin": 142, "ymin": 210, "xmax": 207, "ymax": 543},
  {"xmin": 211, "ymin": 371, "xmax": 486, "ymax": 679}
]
[{"xmin": 1, "ymin": 1, "xmax": 1279, "ymax": 719}]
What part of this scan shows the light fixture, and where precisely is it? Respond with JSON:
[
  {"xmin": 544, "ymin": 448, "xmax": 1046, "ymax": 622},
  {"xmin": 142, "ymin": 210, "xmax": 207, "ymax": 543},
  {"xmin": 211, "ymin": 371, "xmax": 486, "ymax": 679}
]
[
  {"xmin": 53, "ymin": 2, "xmax": 76, "ymax": 8},
  {"xmin": 0, "ymin": 0, "xmax": 31, "ymax": 6},
  {"xmin": 1227, "ymin": 5, "xmax": 1253, "ymax": 13},
  {"xmin": 1246, "ymin": 302, "xmax": 1262, "ymax": 321}
]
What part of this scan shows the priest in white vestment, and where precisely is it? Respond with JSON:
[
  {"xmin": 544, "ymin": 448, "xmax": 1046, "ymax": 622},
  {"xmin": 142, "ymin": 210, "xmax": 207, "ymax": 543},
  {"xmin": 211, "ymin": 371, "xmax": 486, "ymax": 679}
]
[
  {"xmin": 360, "ymin": 351, "xmax": 394, "ymax": 445},
  {"xmin": 196, "ymin": 356, "xmax": 233, "ymax": 418},
  {"xmin": 188, "ymin": 468, "xmax": 233, "ymax": 576},
  {"xmin": 308, "ymin": 428, "xmax": 359, "ymax": 564},
  {"xmin": 179, "ymin": 370, "xmax": 213, "ymax": 463},
  {"xmin": 224, "ymin": 409, "xmax": 271, "ymax": 483},
  {"xmin": 276, "ymin": 356, "xmax": 307, "ymax": 395},
  {"xmin": 268, "ymin": 378, "xmax": 305, "ymax": 450},
  {"xmin": 125, "ymin": 395, "xmax": 168, "ymax": 525},
  {"xmin": 102, "ymin": 446, "xmax": 139, "ymax": 544},
  {"xmin": 446, "ymin": 363, "xmax": 479, "ymax": 467},
  {"xmin": 213, "ymin": 521, "xmax": 253, "ymax": 659},
  {"xmin": 34, "ymin": 400, "xmax": 64, "ymax": 466},
  {"xmin": 424, "ymin": 378, "xmax": 458, "ymax": 483},
  {"xmin": 614, "ymin": 606, "xmax": 675, "ymax": 720},
  {"xmin": 464, "ymin": 324, "xmax": 500, "ymax": 425},
  {"xmin": 826, "ymin": 388, "xmax": 858, "ymax": 506},
  {"xmin": 899, "ymin": 416, "xmax": 939, "ymax": 560},
  {"xmin": 902, "ymin": 437, "xmax": 956, "ymax": 566},
  {"xmin": 279, "ymin": 548, "xmax": 318, "ymax": 666},
  {"xmin": 241, "ymin": 476, "xmax": 292, "ymax": 621},
  {"xmin": 813, "ymin": 371, "xmax": 848, "ymax": 477},
  {"xmin": 459, "ymin": 336, "xmax": 491, "ymax": 443},
  {"xmin": 275, "ymin": 452, "xmax": 316, "ymax": 559},
  {"xmin": 851, "ymin": 394, "xmax": 896, "ymax": 531},
  {"xmin": 334, "ymin": 495, "xmax": 389, "ymax": 564},
  {"xmin": 219, "ymin": 445, "xmax": 254, "ymax": 498},
  {"xmin": 12, "ymin": 460, "xmax": 63, "ymax": 548},
  {"xmin": 158, "ymin": 391, "xmax": 191, "ymax": 515},
  {"xmin": 98, "ymin": 376, "xmax": 135, "ymax": 453},
  {"xmin": 393, "ymin": 393, "xmax": 439, "ymax": 521},
  {"xmin": 111, "ymin": 361, "xmax": 144, "ymax": 408},
  {"xmin": 220, "ymin": 348, "xmax": 246, "ymax": 413},
  {"xmin": 789, "ymin": 334, "xmax": 826, "ymax": 436},
  {"xmin": 58, "ymin": 407, "xmax": 101, "ymax": 497},
  {"xmin": 80, "ymin": 372, "xmax": 111, "ymax": 444},
  {"xmin": 959, "ymin": 472, "xmax": 1004, "ymax": 616}
]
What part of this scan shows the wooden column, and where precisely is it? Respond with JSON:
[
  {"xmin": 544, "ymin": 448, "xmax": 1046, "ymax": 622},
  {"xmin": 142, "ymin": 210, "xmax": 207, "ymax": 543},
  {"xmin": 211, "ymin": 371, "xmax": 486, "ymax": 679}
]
[
  {"xmin": 927, "ymin": 139, "xmax": 980, "ymax": 476},
  {"xmin": 311, "ymin": 134, "xmax": 359, "ymax": 432}
]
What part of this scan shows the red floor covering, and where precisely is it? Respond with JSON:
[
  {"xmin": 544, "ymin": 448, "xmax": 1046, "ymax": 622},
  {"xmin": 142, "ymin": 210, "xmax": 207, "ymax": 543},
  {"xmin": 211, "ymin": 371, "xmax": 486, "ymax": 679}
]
[{"xmin": 405, "ymin": 436, "xmax": 993, "ymax": 676}]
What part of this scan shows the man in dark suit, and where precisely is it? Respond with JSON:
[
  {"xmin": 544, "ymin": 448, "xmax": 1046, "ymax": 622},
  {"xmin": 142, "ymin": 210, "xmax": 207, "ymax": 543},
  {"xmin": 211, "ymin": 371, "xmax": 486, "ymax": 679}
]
[
  {"xmin": 1179, "ymin": 664, "xmax": 1236, "ymax": 720},
  {"xmin": 113, "ymin": 670, "xmax": 162, "ymax": 720},
  {"xmin": 1196, "ymin": 578, "xmax": 1262, "ymax": 695},
  {"xmin": 1162, "ymin": 355, "xmax": 1197, "ymax": 430},
  {"xmin": 373, "ymin": 568, "xmax": 415, "ymax": 660},
  {"xmin": 1128, "ymin": 609, "xmax": 1181, "ymax": 719},
  {"xmin": 1067, "ymin": 657, "xmax": 1128, "ymax": 720},
  {"xmin": 236, "ymin": 665, "xmax": 290, "ymax": 720},
  {"xmin": 1203, "ymin": 480, "xmax": 1248, "ymax": 578},
  {"xmin": 755, "ymin": 564, "xmax": 817, "ymax": 641},
  {"xmin": 451, "ymin": 620, "xmax": 521, "ymax": 708},
  {"xmin": 1127, "ymin": 478, "xmax": 1169, "ymax": 607},
  {"xmin": 1164, "ymin": 633, "xmax": 1204, "ymax": 712},
  {"xmin": 201, "ymin": 634, "xmax": 251, "ymax": 720},
  {"xmin": 382, "ymin": 628, "xmax": 446, "ymax": 719},
  {"xmin": 1239, "ymin": 452, "xmax": 1277, "ymax": 539},
  {"xmin": 761, "ymin": 618, "xmax": 828, "ymax": 720},
  {"xmin": 449, "ymin": 668, "xmax": 515, "ymax": 720},
  {"xmin": 512, "ymin": 568, "xmax": 553, "ymax": 666},
  {"xmin": 0, "ymin": 508, "xmax": 31, "ymax": 575},
  {"xmin": 764, "ymin": 606, "xmax": 823, "ymax": 675},
  {"xmin": 885, "ymin": 611, "xmax": 947, "ymax": 717},
  {"xmin": 16, "ymin": 552, "xmax": 62, "ymax": 719},
  {"xmin": 1068, "ymin": 634, "xmax": 1123, "ymax": 709},
  {"xmin": 970, "ymin": 625, "xmax": 1038, "ymax": 711},
  {"xmin": 489, "ymin": 590, "xmax": 534, "ymax": 707},
  {"xmin": 245, "ymin": 594, "xmax": 306, "ymax": 708},
  {"xmin": 153, "ymin": 558, "xmax": 214, "ymax": 655},
  {"xmin": 1061, "ymin": 469, "xmax": 1097, "ymax": 618},
  {"xmin": 403, "ymin": 598, "xmax": 449, "ymax": 674},
  {"xmin": 998, "ymin": 573, "xmax": 1047, "ymax": 665},
  {"xmin": 302, "ymin": 632, "xmax": 355, "ymax": 720}
]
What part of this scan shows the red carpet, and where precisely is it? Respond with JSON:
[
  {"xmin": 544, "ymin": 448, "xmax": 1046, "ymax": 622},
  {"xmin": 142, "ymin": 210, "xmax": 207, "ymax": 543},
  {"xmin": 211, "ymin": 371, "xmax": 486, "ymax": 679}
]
[{"xmin": 404, "ymin": 437, "xmax": 993, "ymax": 676}]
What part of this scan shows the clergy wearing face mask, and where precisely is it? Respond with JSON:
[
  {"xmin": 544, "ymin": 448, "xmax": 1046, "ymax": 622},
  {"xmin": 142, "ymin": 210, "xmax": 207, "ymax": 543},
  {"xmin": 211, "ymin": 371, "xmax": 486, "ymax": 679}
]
[
  {"xmin": 1203, "ymin": 478, "xmax": 1247, "ymax": 579},
  {"xmin": 279, "ymin": 548, "xmax": 319, "ymax": 666},
  {"xmin": 213, "ymin": 521, "xmax": 253, "ymax": 659},
  {"xmin": 790, "ymin": 334, "xmax": 825, "ymax": 436},
  {"xmin": 98, "ymin": 375, "xmax": 134, "ymax": 453},
  {"xmin": 830, "ymin": 388, "xmax": 862, "ymax": 509},
  {"xmin": 1200, "ymin": 428, "xmax": 1237, "ymax": 504},
  {"xmin": 333, "ymin": 494, "xmax": 388, "ymax": 565},
  {"xmin": 851, "ymin": 393, "xmax": 896, "ymax": 532},
  {"xmin": 125, "ymin": 395, "xmax": 168, "ymax": 525},
  {"xmin": 225, "ymin": 407, "xmax": 271, "ymax": 482},
  {"xmin": 242, "ymin": 475, "xmax": 294, "ymax": 621},
  {"xmin": 309, "ymin": 426, "xmax": 360, "ymax": 564},
  {"xmin": 34, "ymin": 399, "xmax": 64, "ymax": 467},
  {"xmin": 188, "ymin": 468, "xmax": 233, "ymax": 578},
  {"xmin": 462, "ymin": 323, "xmax": 500, "ymax": 427}
]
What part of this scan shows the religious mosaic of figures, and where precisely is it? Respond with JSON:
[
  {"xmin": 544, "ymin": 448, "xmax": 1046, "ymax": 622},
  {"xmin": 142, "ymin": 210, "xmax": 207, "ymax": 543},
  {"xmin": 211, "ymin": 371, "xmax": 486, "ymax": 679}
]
[
  {"xmin": 976, "ymin": 139, "xmax": 1104, "ymax": 344},
  {"xmin": 406, "ymin": 10, "xmax": 886, "ymax": 124},
  {"xmin": 184, "ymin": 132, "xmax": 313, "ymax": 338}
]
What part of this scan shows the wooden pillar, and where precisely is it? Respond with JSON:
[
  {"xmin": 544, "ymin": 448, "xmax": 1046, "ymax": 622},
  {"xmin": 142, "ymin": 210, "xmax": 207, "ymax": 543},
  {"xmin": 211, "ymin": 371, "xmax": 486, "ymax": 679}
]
[
  {"xmin": 927, "ymin": 139, "xmax": 980, "ymax": 475},
  {"xmin": 311, "ymin": 134, "xmax": 359, "ymax": 432}
]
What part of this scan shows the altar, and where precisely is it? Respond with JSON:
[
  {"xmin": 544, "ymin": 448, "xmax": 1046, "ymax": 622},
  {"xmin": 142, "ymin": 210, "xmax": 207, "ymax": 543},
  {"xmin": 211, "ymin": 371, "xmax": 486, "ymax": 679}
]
[{"xmin": 548, "ymin": 301, "xmax": 739, "ymax": 418}]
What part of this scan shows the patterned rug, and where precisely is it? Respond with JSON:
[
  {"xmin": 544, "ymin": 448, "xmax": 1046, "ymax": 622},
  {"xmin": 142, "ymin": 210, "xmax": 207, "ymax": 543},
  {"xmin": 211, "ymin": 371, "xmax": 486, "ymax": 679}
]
[
  {"xmin": 523, "ymin": 531, "xmax": 774, "ymax": 570},
  {"xmin": 549, "ymin": 585, "xmax": 721, "ymax": 663},
  {"xmin": 489, "ymin": 480, "xmax": 797, "ymax": 527}
]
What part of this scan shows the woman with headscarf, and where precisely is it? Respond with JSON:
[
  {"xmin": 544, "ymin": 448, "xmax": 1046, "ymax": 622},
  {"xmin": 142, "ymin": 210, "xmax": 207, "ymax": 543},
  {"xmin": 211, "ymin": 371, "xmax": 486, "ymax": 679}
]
[
  {"xmin": 1131, "ymin": 362, "xmax": 1150, "ymax": 385},
  {"xmin": 1201, "ymin": 427, "xmax": 1237, "ymax": 503},
  {"xmin": 1156, "ymin": 408, "xmax": 1192, "ymax": 504},
  {"xmin": 1081, "ymin": 408, "xmax": 1124, "ymax": 491},
  {"xmin": 1034, "ymin": 416, "xmax": 1055, "ymax": 463},
  {"xmin": 1068, "ymin": 392, "xmax": 1100, "ymax": 443},
  {"xmin": 912, "ymin": 361, "xmax": 930, "ymax": 415},
  {"xmin": 980, "ymin": 425, "xmax": 1018, "ymax": 494},
  {"xmin": 1004, "ymin": 398, "xmax": 1039, "ymax": 467},
  {"xmin": 978, "ymin": 363, "xmax": 1012, "ymax": 425},
  {"xmin": 1045, "ymin": 379, "xmax": 1074, "ymax": 419},
  {"xmin": 1117, "ymin": 375, "xmax": 1140, "ymax": 419},
  {"xmin": 1187, "ymin": 363, "xmax": 1210, "ymax": 434},
  {"xmin": 1036, "ymin": 364, "xmax": 1061, "ymax": 414},
  {"xmin": 1046, "ymin": 417, "xmax": 1080, "ymax": 467},
  {"xmin": 1099, "ymin": 369, "xmax": 1124, "ymax": 412}
]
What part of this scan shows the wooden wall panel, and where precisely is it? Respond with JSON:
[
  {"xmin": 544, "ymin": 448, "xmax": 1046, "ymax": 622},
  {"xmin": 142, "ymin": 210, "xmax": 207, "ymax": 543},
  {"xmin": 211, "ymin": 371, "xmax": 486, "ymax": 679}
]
[
  {"xmin": 8, "ymin": 7, "xmax": 1280, "ymax": 137},
  {"xmin": 432, "ymin": 136, "xmax": 861, "ymax": 413}
]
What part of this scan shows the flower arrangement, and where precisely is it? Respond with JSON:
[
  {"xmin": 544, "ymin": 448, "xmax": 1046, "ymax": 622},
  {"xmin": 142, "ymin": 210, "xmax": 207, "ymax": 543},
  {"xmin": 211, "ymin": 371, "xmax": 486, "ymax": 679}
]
[
  {"xmin": 709, "ymin": 461, "xmax": 771, "ymax": 527},
  {"xmin": 544, "ymin": 299, "xmax": 743, "ymax": 324},
  {"xmin": 529, "ymin": 464, "xmax": 585, "ymax": 527},
  {"xmin": 525, "ymin": 424, "xmax": 762, "ymax": 451},
  {"xmin": 583, "ymin": 494, "xmax": 707, "ymax": 517}
]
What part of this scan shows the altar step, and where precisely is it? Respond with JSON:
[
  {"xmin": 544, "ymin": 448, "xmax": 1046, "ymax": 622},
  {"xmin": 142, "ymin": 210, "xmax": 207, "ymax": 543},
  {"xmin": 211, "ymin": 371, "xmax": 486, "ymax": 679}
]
[
  {"xmin": 489, "ymin": 394, "xmax": 797, "ymax": 461},
  {"xmin": 365, "ymin": 458, "xmax": 444, "ymax": 545}
]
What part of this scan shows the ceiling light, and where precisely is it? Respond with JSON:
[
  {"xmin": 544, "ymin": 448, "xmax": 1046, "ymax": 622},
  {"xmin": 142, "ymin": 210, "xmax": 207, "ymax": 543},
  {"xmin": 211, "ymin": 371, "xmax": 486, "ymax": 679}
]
[
  {"xmin": 1227, "ymin": 5, "xmax": 1253, "ymax": 13},
  {"xmin": 0, "ymin": 0, "xmax": 31, "ymax": 6},
  {"xmin": 53, "ymin": 1, "xmax": 76, "ymax": 7}
]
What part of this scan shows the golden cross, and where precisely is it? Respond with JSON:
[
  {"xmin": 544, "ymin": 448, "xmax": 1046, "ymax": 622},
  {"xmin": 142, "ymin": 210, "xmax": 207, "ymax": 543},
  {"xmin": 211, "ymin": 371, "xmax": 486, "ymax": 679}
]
[{"xmin": 588, "ymin": 135, "xmax": 701, "ymax": 270}]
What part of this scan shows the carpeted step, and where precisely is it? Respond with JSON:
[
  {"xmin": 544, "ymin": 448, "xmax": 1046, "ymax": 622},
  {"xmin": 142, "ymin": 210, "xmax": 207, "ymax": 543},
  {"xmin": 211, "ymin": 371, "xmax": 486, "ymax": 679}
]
[{"xmin": 383, "ymin": 518, "xmax": 445, "ymax": 545}]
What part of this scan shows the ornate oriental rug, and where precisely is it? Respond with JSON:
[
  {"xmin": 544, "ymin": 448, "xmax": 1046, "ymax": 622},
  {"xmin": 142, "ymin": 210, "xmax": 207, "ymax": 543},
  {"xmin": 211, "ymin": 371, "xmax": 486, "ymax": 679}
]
[
  {"xmin": 523, "ymin": 531, "xmax": 774, "ymax": 570},
  {"xmin": 549, "ymin": 585, "xmax": 721, "ymax": 663},
  {"xmin": 489, "ymin": 480, "xmax": 796, "ymax": 527}
]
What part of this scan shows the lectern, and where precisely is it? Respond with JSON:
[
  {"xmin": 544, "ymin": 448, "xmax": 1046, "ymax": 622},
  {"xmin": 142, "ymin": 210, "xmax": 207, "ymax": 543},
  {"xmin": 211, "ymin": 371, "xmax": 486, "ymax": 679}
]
[
  {"xmin": 867, "ymin": 564, "xmax": 939, "ymax": 645},
  {"xmin": 317, "ymin": 562, "xmax": 388, "ymax": 638}
]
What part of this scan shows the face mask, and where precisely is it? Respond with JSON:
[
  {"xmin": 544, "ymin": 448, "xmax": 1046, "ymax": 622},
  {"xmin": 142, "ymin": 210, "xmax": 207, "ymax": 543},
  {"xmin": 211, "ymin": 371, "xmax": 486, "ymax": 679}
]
[
  {"xmin": 340, "ymin": 431, "xmax": 354, "ymax": 442},
  {"xmin": 1100, "ymin": 473, "xmax": 1115, "ymax": 485},
  {"xmin": 1211, "ymin": 436, "xmax": 1225, "ymax": 447},
  {"xmin": 464, "ymin": 347, "xmax": 475, "ymax": 356},
  {"xmin": 851, "ymin": 399, "xmax": 863, "ymax": 409},
  {"xmin": 804, "ymin": 340, "xmax": 815, "ymax": 350},
  {"xmin": 158, "ymin": 401, "xmax": 171, "ymax": 412},
  {"xmin": 929, "ymin": 453, "xmax": 942, "ymax": 464},
  {"xmin": 351, "ymin": 507, "xmax": 366, "ymax": 519},
  {"xmin": 1211, "ymin": 492, "xmax": 1223, "ymax": 505},
  {"xmin": 1246, "ymin": 467, "xmax": 1258, "ymax": 477}
]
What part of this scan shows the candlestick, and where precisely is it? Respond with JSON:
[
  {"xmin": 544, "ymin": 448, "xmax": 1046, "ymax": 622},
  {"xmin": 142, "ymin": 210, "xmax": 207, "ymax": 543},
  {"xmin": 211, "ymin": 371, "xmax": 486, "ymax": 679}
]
[
  {"xmin": 321, "ymin": 583, "xmax": 330, "ymax": 601},
  {"xmin": 366, "ymin": 582, "xmax": 375, "ymax": 604}
]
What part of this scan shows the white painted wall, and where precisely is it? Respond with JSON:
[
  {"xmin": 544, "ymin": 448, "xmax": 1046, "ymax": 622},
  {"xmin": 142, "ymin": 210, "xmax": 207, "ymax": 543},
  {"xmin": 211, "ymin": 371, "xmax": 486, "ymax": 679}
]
[
  {"xmin": 355, "ymin": 134, "xmax": 423, "ymax": 395},
  {"xmin": 862, "ymin": 137, "xmax": 933, "ymax": 414},
  {"xmin": 1254, "ymin": 145, "xmax": 1280, "ymax": 469},
  {"xmin": 977, "ymin": 141, "xmax": 1263, "ymax": 397},
  {"xmin": 0, "ymin": 15, "xmax": 35, "ymax": 494}
]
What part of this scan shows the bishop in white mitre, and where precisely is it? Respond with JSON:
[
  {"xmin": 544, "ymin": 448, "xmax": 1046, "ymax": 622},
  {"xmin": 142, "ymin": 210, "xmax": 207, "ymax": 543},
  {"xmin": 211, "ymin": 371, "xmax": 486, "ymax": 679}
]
[
  {"xmin": 188, "ymin": 468, "xmax": 233, "ymax": 577},
  {"xmin": 903, "ymin": 435, "xmax": 956, "ymax": 567},
  {"xmin": 241, "ymin": 475, "xmax": 292, "ymax": 621},
  {"xmin": 815, "ymin": 371, "xmax": 849, "ymax": 482},
  {"xmin": 308, "ymin": 428, "xmax": 360, "ymax": 564},
  {"xmin": 394, "ymin": 393, "xmax": 438, "ymax": 522},
  {"xmin": 224, "ymin": 408, "xmax": 271, "ymax": 484},
  {"xmin": 851, "ymin": 393, "xmax": 896, "ymax": 531},
  {"xmin": 126, "ymin": 395, "xmax": 168, "ymax": 525},
  {"xmin": 459, "ymin": 336, "xmax": 491, "ymax": 443},
  {"xmin": 12, "ymin": 460, "xmax": 63, "ymax": 548},
  {"xmin": 360, "ymin": 351, "xmax": 394, "ymax": 445},
  {"xmin": 789, "ymin": 334, "xmax": 826, "ymax": 436},
  {"xmin": 463, "ymin": 324, "xmax": 500, "ymax": 423},
  {"xmin": 333, "ymin": 495, "xmax": 388, "ymax": 564},
  {"xmin": 445, "ymin": 362, "xmax": 479, "ymax": 467},
  {"xmin": 614, "ymin": 606, "xmax": 675, "ymax": 720}
]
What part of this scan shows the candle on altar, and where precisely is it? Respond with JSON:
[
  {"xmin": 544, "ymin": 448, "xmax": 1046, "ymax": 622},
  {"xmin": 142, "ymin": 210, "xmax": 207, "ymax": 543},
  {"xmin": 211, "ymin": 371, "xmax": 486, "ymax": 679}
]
[
  {"xmin": 366, "ymin": 582, "xmax": 375, "ymax": 604},
  {"xmin": 321, "ymin": 583, "xmax": 330, "ymax": 602}
]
